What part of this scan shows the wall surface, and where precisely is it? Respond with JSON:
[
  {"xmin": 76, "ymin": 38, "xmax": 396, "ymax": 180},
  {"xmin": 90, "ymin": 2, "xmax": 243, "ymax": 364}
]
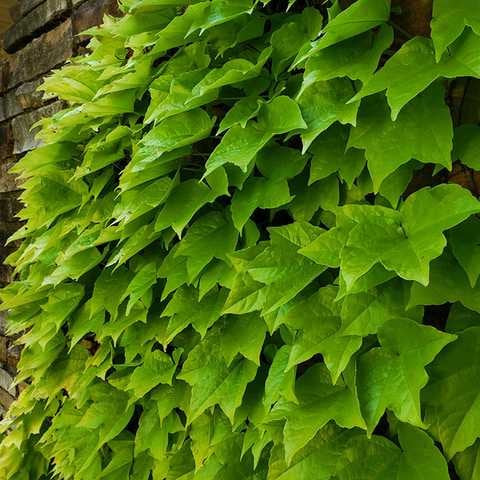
[{"xmin": 0, "ymin": 0, "xmax": 119, "ymax": 414}]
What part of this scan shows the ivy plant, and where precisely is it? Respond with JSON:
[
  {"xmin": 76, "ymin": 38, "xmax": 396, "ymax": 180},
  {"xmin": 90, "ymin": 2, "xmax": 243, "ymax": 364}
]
[{"xmin": 1, "ymin": 0, "xmax": 480, "ymax": 478}]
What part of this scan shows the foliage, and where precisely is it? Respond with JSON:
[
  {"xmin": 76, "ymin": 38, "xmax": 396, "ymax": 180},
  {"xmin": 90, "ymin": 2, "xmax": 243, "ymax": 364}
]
[{"xmin": 1, "ymin": 0, "xmax": 480, "ymax": 478}]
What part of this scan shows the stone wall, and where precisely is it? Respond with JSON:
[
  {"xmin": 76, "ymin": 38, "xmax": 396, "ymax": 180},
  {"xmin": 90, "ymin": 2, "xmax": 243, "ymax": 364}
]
[{"xmin": 0, "ymin": 0, "xmax": 119, "ymax": 415}]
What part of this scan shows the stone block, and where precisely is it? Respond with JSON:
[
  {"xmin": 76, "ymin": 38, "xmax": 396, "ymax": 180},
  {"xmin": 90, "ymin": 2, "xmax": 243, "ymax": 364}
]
[
  {"xmin": 6, "ymin": 344, "xmax": 20, "ymax": 371},
  {"xmin": 0, "ymin": 387, "xmax": 15, "ymax": 409},
  {"xmin": 0, "ymin": 159, "xmax": 18, "ymax": 193},
  {"xmin": 0, "ymin": 313, "xmax": 7, "ymax": 337},
  {"xmin": 7, "ymin": 19, "xmax": 73, "ymax": 90},
  {"xmin": 0, "ymin": 124, "xmax": 14, "ymax": 160},
  {"xmin": 0, "ymin": 368, "xmax": 15, "ymax": 395},
  {"xmin": 0, "ymin": 91, "xmax": 22, "ymax": 123},
  {"xmin": 73, "ymin": 0, "xmax": 120, "ymax": 36},
  {"xmin": 4, "ymin": 0, "xmax": 69, "ymax": 53},
  {"xmin": 15, "ymin": 79, "xmax": 46, "ymax": 111},
  {"xmin": 0, "ymin": 193, "xmax": 21, "ymax": 222},
  {"xmin": 11, "ymin": 100, "xmax": 64, "ymax": 154},
  {"xmin": 0, "ymin": 60, "xmax": 10, "ymax": 93},
  {"xmin": 0, "ymin": 337, "xmax": 6, "ymax": 364},
  {"xmin": 0, "ymin": 78, "xmax": 47, "ymax": 123},
  {"xmin": 10, "ymin": 0, "xmax": 45, "ymax": 22}
]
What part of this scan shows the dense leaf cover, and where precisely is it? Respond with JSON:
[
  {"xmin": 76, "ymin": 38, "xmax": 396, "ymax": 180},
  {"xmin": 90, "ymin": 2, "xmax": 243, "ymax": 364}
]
[{"xmin": 1, "ymin": 0, "xmax": 480, "ymax": 478}]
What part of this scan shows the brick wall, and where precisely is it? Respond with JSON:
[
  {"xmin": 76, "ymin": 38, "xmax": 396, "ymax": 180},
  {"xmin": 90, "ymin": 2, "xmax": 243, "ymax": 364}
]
[{"xmin": 0, "ymin": 0, "xmax": 119, "ymax": 415}]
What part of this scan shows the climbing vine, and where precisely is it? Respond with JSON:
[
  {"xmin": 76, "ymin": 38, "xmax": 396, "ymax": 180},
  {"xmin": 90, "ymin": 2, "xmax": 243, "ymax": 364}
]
[{"xmin": 1, "ymin": 0, "xmax": 480, "ymax": 478}]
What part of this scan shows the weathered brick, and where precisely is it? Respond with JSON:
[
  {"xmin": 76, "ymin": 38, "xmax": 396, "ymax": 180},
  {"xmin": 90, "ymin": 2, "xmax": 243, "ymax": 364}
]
[
  {"xmin": 7, "ymin": 19, "xmax": 73, "ymax": 90},
  {"xmin": 0, "ymin": 387, "xmax": 15, "ymax": 409},
  {"xmin": 73, "ymin": 0, "xmax": 120, "ymax": 36},
  {"xmin": 0, "ymin": 313, "xmax": 7, "ymax": 337},
  {"xmin": 0, "ymin": 60, "xmax": 10, "ymax": 93},
  {"xmin": 10, "ymin": 0, "xmax": 46, "ymax": 22},
  {"xmin": 0, "ymin": 124, "xmax": 14, "ymax": 161},
  {"xmin": 0, "ymin": 337, "xmax": 7, "ymax": 365},
  {"xmin": 15, "ymin": 79, "xmax": 46, "ymax": 111},
  {"xmin": 0, "ymin": 193, "xmax": 21, "ymax": 222},
  {"xmin": 0, "ymin": 80, "xmax": 47, "ymax": 124},
  {"xmin": 0, "ymin": 159, "xmax": 18, "ymax": 193},
  {"xmin": 11, "ymin": 100, "xmax": 64, "ymax": 154},
  {"xmin": 0, "ymin": 91, "xmax": 22, "ymax": 123},
  {"xmin": 0, "ymin": 368, "xmax": 15, "ymax": 395},
  {"xmin": 4, "ymin": 0, "xmax": 69, "ymax": 53},
  {"xmin": 6, "ymin": 344, "xmax": 20, "ymax": 371}
]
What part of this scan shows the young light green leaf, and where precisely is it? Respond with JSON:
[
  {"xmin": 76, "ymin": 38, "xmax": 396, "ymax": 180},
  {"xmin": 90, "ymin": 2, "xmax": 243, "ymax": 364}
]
[
  {"xmin": 231, "ymin": 177, "xmax": 292, "ymax": 232},
  {"xmin": 297, "ymin": 78, "xmax": 359, "ymax": 152},
  {"xmin": 395, "ymin": 423, "xmax": 450, "ymax": 480},
  {"xmin": 293, "ymin": 0, "xmax": 391, "ymax": 66},
  {"xmin": 357, "ymin": 317, "xmax": 456, "ymax": 433},
  {"xmin": 454, "ymin": 124, "xmax": 480, "ymax": 170},
  {"xmin": 431, "ymin": 0, "xmax": 480, "ymax": 61},
  {"xmin": 448, "ymin": 216, "xmax": 480, "ymax": 288},
  {"xmin": 348, "ymin": 84, "xmax": 453, "ymax": 190},
  {"xmin": 301, "ymin": 25, "xmax": 393, "ymax": 94},
  {"xmin": 272, "ymin": 364, "xmax": 365, "ymax": 463},
  {"xmin": 353, "ymin": 31, "xmax": 480, "ymax": 119},
  {"xmin": 423, "ymin": 327, "xmax": 480, "ymax": 458}
]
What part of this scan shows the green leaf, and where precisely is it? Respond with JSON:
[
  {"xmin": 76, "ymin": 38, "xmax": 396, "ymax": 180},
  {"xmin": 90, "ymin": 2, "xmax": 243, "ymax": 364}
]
[
  {"xmin": 191, "ymin": 47, "xmax": 271, "ymax": 97},
  {"xmin": 290, "ymin": 175, "xmax": 340, "ymax": 220},
  {"xmin": 409, "ymin": 250, "xmax": 480, "ymax": 313},
  {"xmin": 205, "ymin": 96, "xmax": 306, "ymax": 176},
  {"xmin": 175, "ymin": 211, "xmax": 238, "ymax": 279},
  {"xmin": 348, "ymin": 84, "xmax": 453, "ymax": 190},
  {"xmin": 122, "ymin": 259, "xmax": 158, "ymax": 315},
  {"xmin": 244, "ymin": 222, "xmax": 327, "ymax": 314},
  {"xmin": 113, "ymin": 177, "xmax": 175, "ymax": 226},
  {"xmin": 357, "ymin": 317, "xmax": 456, "ymax": 433},
  {"xmin": 297, "ymin": 79, "xmax": 359, "ymax": 152},
  {"xmin": 257, "ymin": 96, "xmax": 307, "ymax": 135},
  {"xmin": 308, "ymin": 123, "xmax": 365, "ymax": 187},
  {"xmin": 353, "ymin": 31, "xmax": 480, "ymax": 119},
  {"xmin": 395, "ymin": 423, "xmax": 450, "ymax": 480},
  {"xmin": 219, "ymin": 313, "xmax": 267, "ymax": 365},
  {"xmin": 127, "ymin": 348, "xmax": 178, "ymax": 400},
  {"xmin": 268, "ymin": 424, "xmax": 400, "ymax": 480},
  {"xmin": 301, "ymin": 25, "xmax": 393, "ymax": 92},
  {"xmin": 91, "ymin": 267, "xmax": 132, "ymax": 320},
  {"xmin": 178, "ymin": 327, "xmax": 258, "ymax": 423},
  {"xmin": 293, "ymin": 0, "xmax": 391, "ymax": 66},
  {"xmin": 231, "ymin": 177, "xmax": 292, "ymax": 231},
  {"xmin": 272, "ymin": 364, "xmax": 365, "ymax": 463},
  {"xmin": 205, "ymin": 122, "xmax": 270, "ymax": 176},
  {"xmin": 223, "ymin": 272, "xmax": 267, "ymax": 315},
  {"xmin": 423, "ymin": 327, "xmax": 480, "ymax": 458},
  {"xmin": 256, "ymin": 143, "xmax": 308, "ymax": 181},
  {"xmin": 161, "ymin": 286, "xmax": 227, "ymax": 341},
  {"xmin": 304, "ymin": 184, "xmax": 480, "ymax": 291},
  {"xmin": 280, "ymin": 286, "xmax": 360, "ymax": 382},
  {"xmin": 270, "ymin": 7, "xmax": 323, "ymax": 76},
  {"xmin": 449, "ymin": 216, "xmax": 480, "ymax": 288},
  {"xmin": 377, "ymin": 162, "xmax": 415, "ymax": 208},
  {"xmin": 453, "ymin": 440, "xmax": 480, "ymax": 480},
  {"xmin": 135, "ymin": 109, "xmax": 215, "ymax": 170},
  {"xmin": 431, "ymin": 0, "xmax": 480, "ymax": 61},
  {"xmin": 155, "ymin": 172, "xmax": 228, "ymax": 236},
  {"xmin": 340, "ymin": 278, "xmax": 422, "ymax": 337},
  {"xmin": 454, "ymin": 124, "xmax": 480, "ymax": 170},
  {"xmin": 44, "ymin": 247, "xmax": 105, "ymax": 286},
  {"xmin": 263, "ymin": 345, "xmax": 297, "ymax": 409},
  {"xmin": 188, "ymin": 0, "xmax": 255, "ymax": 35},
  {"xmin": 217, "ymin": 97, "xmax": 262, "ymax": 134}
]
